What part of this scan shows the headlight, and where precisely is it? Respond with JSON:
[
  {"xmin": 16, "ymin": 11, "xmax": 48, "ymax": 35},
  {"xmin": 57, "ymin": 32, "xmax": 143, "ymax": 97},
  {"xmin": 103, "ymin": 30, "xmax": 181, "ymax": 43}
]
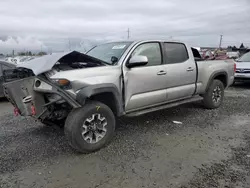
[{"xmin": 51, "ymin": 79, "xmax": 71, "ymax": 89}]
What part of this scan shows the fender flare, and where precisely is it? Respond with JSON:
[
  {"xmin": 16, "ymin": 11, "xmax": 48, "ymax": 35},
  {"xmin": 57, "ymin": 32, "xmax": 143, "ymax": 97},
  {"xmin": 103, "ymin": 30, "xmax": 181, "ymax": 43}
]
[
  {"xmin": 76, "ymin": 83, "xmax": 124, "ymax": 116},
  {"xmin": 205, "ymin": 71, "xmax": 228, "ymax": 91}
]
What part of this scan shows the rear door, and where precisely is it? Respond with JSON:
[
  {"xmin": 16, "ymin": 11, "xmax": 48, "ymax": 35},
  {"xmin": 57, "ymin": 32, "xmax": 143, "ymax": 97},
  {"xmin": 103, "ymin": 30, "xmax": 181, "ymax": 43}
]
[{"xmin": 163, "ymin": 42, "xmax": 197, "ymax": 101}]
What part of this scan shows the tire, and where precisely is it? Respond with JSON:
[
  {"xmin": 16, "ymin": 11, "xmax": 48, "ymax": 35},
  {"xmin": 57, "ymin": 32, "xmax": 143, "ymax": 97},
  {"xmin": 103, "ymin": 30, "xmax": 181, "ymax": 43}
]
[
  {"xmin": 64, "ymin": 101, "xmax": 116, "ymax": 153},
  {"xmin": 203, "ymin": 79, "xmax": 224, "ymax": 109}
]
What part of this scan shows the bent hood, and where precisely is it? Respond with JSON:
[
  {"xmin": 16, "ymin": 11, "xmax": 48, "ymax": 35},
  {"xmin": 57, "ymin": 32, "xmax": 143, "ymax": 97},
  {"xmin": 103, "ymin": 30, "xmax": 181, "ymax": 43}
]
[{"xmin": 17, "ymin": 51, "xmax": 105, "ymax": 75}]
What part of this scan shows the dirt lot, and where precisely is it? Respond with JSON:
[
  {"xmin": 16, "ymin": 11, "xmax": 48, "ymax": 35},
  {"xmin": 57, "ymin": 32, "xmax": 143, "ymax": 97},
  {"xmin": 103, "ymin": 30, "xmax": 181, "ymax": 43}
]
[{"xmin": 1, "ymin": 84, "xmax": 250, "ymax": 188}]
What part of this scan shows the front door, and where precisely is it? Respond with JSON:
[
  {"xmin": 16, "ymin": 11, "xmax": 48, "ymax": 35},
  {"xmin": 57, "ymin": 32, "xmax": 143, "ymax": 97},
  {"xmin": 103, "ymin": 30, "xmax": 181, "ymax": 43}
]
[
  {"xmin": 163, "ymin": 42, "xmax": 197, "ymax": 101},
  {"xmin": 123, "ymin": 42, "xmax": 168, "ymax": 112}
]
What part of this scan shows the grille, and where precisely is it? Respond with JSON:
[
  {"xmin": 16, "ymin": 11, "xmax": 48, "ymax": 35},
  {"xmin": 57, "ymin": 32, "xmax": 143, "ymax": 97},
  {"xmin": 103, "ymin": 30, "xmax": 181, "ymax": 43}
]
[{"xmin": 236, "ymin": 69, "xmax": 250, "ymax": 74}]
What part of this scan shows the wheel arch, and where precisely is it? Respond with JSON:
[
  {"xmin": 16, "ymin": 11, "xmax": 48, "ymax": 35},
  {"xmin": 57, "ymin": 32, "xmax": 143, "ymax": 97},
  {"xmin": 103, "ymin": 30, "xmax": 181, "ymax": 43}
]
[
  {"xmin": 205, "ymin": 71, "xmax": 228, "ymax": 92},
  {"xmin": 76, "ymin": 84, "xmax": 124, "ymax": 116}
]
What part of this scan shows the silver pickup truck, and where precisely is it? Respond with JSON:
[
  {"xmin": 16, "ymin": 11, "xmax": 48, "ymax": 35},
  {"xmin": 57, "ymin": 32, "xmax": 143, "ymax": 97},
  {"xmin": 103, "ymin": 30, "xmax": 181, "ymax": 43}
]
[{"xmin": 3, "ymin": 40, "xmax": 235, "ymax": 153}]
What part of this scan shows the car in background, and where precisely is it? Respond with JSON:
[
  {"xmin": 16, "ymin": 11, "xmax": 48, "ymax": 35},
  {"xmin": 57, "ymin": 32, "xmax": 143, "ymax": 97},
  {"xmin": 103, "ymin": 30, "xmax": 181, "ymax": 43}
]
[
  {"xmin": 0, "ymin": 61, "xmax": 16, "ymax": 98},
  {"xmin": 234, "ymin": 52, "xmax": 250, "ymax": 83},
  {"xmin": 227, "ymin": 51, "xmax": 240, "ymax": 59}
]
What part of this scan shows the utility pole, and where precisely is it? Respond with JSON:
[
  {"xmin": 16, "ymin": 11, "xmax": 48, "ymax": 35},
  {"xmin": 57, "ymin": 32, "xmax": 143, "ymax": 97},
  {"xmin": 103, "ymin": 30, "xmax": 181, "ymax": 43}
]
[
  {"xmin": 127, "ymin": 28, "xmax": 130, "ymax": 40},
  {"xmin": 219, "ymin": 35, "xmax": 223, "ymax": 48}
]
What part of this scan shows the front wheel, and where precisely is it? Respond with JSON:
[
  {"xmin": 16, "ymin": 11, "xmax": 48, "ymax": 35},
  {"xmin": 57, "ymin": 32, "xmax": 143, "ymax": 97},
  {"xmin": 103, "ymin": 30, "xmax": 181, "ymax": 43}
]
[
  {"xmin": 64, "ymin": 101, "xmax": 116, "ymax": 153},
  {"xmin": 202, "ymin": 79, "xmax": 224, "ymax": 109}
]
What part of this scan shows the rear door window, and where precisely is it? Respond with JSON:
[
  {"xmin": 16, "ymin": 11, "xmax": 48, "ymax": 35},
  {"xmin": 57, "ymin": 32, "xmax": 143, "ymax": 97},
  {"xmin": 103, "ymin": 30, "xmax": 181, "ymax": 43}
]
[{"xmin": 164, "ymin": 43, "xmax": 189, "ymax": 64}]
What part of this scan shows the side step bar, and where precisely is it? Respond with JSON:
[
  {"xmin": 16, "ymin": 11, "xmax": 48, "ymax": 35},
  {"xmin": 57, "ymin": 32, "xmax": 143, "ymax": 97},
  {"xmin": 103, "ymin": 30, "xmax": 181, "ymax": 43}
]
[{"xmin": 125, "ymin": 96, "xmax": 203, "ymax": 117}]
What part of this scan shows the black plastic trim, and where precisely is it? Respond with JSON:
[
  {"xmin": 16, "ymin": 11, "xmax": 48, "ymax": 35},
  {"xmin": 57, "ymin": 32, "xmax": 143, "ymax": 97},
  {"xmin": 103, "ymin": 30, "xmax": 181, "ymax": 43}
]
[
  {"xmin": 76, "ymin": 83, "xmax": 124, "ymax": 116},
  {"xmin": 205, "ymin": 71, "xmax": 228, "ymax": 92}
]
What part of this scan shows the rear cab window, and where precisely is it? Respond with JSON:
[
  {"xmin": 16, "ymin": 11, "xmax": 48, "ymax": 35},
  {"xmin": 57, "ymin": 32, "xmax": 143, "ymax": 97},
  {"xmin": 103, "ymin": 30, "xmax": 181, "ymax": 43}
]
[{"xmin": 164, "ymin": 42, "xmax": 189, "ymax": 64}]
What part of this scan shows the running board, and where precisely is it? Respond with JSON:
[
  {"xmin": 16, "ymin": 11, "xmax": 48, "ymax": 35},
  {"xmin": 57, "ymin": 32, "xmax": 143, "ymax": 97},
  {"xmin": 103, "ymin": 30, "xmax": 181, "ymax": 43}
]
[{"xmin": 125, "ymin": 96, "xmax": 203, "ymax": 117}]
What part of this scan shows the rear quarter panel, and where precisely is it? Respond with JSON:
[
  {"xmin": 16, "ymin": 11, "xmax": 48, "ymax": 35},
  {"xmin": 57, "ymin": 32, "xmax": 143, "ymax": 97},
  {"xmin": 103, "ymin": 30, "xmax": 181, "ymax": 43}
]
[{"xmin": 196, "ymin": 60, "xmax": 235, "ymax": 94}]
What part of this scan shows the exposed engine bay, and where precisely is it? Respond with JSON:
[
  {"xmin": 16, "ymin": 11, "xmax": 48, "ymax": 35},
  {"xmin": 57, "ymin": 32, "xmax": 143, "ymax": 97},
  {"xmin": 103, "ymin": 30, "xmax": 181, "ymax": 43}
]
[
  {"xmin": 2, "ymin": 51, "xmax": 106, "ymax": 125},
  {"xmin": 4, "ymin": 51, "xmax": 106, "ymax": 82}
]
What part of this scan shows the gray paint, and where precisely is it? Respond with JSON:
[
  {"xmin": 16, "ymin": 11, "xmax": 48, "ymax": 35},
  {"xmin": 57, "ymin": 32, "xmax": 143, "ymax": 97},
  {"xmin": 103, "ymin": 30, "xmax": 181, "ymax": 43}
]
[{"xmin": 4, "ymin": 40, "xmax": 235, "ymax": 118}]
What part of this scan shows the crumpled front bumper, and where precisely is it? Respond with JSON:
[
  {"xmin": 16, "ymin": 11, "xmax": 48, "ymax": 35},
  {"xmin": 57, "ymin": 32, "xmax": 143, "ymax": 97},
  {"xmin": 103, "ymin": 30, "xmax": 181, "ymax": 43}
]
[
  {"xmin": 3, "ymin": 76, "xmax": 45, "ymax": 117},
  {"xmin": 3, "ymin": 76, "xmax": 81, "ymax": 118}
]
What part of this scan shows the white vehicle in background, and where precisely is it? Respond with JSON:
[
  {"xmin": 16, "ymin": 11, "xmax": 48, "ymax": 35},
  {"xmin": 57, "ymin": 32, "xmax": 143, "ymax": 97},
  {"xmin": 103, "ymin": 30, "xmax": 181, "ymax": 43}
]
[
  {"xmin": 227, "ymin": 51, "xmax": 239, "ymax": 59},
  {"xmin": 235, "ymin": 52, "xmax": 250, "ymax": 83},
  {"xmin": 5, "ymin": 56, "xmax": 35, "ymax": 65},
  {"xmin": 5, "ymin": 57, "xmax": 18, "ymax": 64}
]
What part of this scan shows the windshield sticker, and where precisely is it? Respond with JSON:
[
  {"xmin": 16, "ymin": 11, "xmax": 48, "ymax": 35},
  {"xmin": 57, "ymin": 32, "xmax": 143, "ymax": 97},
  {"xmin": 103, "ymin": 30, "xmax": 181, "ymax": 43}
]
[{"xmin": 112, "ymin": 45, "xmax": 126, "ymax": 50}]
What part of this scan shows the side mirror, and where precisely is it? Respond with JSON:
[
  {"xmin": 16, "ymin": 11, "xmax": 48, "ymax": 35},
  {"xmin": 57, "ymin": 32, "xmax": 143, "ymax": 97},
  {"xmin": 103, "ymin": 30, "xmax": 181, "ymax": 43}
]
[
  {"xmin": 126, "ymin": 55, "xmax": 148, "ymax": 68},
  {"xmin": 111, "ymin": 56, "xmax": 118, "ymax": 64}
]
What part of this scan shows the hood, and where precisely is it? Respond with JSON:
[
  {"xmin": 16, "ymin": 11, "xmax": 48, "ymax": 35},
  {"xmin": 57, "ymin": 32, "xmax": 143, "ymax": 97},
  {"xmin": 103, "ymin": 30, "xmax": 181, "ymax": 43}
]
[
  {"xmin": 50, "ymin": 65, "xmax": 122, "ymax": 92},
  {"xmin": 17, "ymin": 51, "xmax": 106, "ymax": 75},
  {"xmin": 235, "ymin": 61, "xmax": 250, "ymax": 69}
]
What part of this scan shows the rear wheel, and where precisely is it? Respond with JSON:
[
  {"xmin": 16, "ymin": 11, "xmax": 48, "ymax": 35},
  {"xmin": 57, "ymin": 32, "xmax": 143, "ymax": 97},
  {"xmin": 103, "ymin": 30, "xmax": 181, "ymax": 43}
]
[
  {"xmin": 64, "ymin": 101, "xmax": 116, "ymax": 153},
  {"xmin": 203, "ymin": 79, "xmax": 224, "ymax": 109}
]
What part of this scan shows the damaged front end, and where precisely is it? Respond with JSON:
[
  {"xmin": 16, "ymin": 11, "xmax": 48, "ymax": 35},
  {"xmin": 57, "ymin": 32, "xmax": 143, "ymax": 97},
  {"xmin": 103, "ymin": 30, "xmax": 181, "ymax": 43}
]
[
  {"xmin": 3, "ymin": 51, "xmax": 105, "ymax": 125},
  {"xmin": 3, "ymin": 73, "xmax": 81, "ymax": 127}
]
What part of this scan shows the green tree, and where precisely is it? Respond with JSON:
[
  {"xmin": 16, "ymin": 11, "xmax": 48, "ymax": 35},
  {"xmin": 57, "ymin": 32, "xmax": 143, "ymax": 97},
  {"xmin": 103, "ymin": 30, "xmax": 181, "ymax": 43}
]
[
  {"xmin": 18, "ymin": 52, "xmax": 26, "ymax": 56},
  {"xmin": 239, "ymin": 43, "xmax": 245, "ymax": 49},
  {"xmin": 37, "ymin": 51, "xmax": 47, "ymax": 56}
]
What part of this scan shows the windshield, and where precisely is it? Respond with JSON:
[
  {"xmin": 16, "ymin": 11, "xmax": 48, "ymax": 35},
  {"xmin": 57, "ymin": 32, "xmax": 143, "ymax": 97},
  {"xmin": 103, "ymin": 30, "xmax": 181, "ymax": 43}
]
[
  {"xmin": 238, "ymin": 52, "xmax": 250, "ymax": 62},
  {"xmin": 86, "ymin": 42, "xmax": 132, "ymax": 65}
]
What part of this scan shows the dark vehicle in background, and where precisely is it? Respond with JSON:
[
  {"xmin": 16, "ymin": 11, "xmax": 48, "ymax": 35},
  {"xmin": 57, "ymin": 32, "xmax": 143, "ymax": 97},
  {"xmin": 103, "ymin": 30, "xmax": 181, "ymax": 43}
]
[{"xmin": 0, "ymin": 61, "xmax": 16, "ymax": 98}]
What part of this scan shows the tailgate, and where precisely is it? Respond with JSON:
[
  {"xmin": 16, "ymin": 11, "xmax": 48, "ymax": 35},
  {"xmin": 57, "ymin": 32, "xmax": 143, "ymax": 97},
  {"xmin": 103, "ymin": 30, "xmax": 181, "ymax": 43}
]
[{"xmin": 3, "ymin": 77, "xmax": 45, "ymax": 116}]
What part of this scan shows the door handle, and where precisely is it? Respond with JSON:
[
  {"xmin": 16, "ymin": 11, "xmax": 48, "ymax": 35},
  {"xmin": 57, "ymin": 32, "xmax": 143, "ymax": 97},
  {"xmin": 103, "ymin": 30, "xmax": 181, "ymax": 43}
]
[
  {"xmin": 186, "ymin": 67, "xmax": 194, "ymax": 72},
  {"xmin": 157, "ymin": 70, "xmax": 167, "ymax": 75}
]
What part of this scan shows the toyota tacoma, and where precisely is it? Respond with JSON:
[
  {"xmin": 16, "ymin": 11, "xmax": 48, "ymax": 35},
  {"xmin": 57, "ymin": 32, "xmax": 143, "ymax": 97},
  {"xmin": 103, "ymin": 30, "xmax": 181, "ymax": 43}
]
[{"xmin": 3, "ymin": 40, "xmax": 235, "ymax": 153}]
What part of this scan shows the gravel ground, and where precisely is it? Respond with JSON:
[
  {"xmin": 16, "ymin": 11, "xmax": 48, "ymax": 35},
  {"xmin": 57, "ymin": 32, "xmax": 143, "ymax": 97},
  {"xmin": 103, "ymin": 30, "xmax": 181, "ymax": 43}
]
[{"xmin": 1, "ymin": 84, "xmax": 250, "ymax": 188}]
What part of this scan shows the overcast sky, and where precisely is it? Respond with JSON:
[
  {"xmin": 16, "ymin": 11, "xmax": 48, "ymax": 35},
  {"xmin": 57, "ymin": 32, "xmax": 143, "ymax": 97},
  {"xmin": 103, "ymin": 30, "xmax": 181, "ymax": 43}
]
[{"xmin": 0, "ymin": 0, "xmax": 250, "ymax": 53}]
